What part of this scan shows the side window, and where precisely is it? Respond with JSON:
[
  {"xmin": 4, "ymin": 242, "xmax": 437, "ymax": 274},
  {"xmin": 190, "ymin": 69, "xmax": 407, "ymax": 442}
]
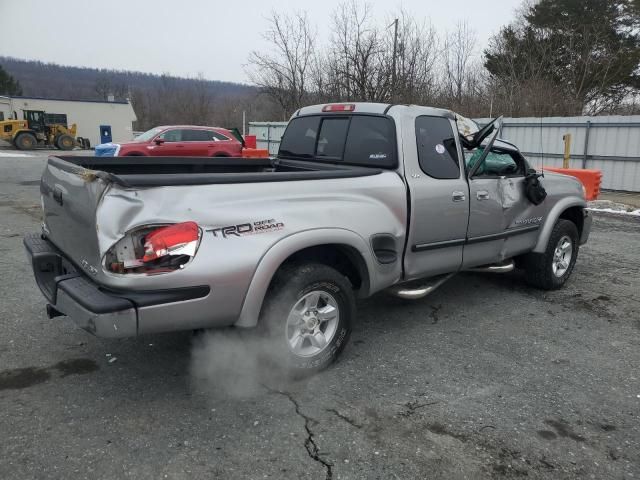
[
  {"xmin": 279, "ymin": 116, "xmax": 321, "ymax": 157},
  {"xmin": 344, "ymin": 116, "xmax": 396, "ymax": 166},
  {"xmin": 316, "ymin": 118, "xmax": 349, "ymax": 158},
  {"xmin": 183, "ymin": 129, "xmax": 211, "ymax": 141},
  {"xmin": 415, "ymin": 116, "xmax": 460, "ymax": 179},
  {"xmin": 211, "ymin": 131, "xmax": 230, "ymax": 141},
  {"xmin": 158, "ymin": 129, "xmax": 182, "ymax": 142},
  {"xmin": 466, "ymin": 148, "xmax": 522, "ymax": 177}
]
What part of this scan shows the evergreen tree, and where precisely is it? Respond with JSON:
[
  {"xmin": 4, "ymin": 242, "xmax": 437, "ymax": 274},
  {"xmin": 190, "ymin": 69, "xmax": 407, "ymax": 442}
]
[{"xmin": 0, "ymin": 65, "xmax": 23, "ymax": 96}]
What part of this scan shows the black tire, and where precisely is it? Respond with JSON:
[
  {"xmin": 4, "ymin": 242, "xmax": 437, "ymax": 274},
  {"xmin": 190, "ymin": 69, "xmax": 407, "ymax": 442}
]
[
  {"xmin": 523, "ymin": 219, "xmax": 579, "ymax": 290},
  {"xmin": 260, "ymin": 263, "xmax": 354, "ymax": 375},
  {"xmin": 56, "ymin": 134, "xmax": 75, "ymax": 151},
  {"xmin": 14, "ymin": 132, "xmax": 37, "ymax": 150}
]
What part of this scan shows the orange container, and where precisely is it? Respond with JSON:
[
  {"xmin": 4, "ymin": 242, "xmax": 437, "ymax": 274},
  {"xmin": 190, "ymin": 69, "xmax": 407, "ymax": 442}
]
[
  {"xmin": 544, "ymin": 167, "xmax": 602, "ymax": 200},
  {"xmin": 241, "ymin": 148, "xmax": 269, "ymax": 158}
]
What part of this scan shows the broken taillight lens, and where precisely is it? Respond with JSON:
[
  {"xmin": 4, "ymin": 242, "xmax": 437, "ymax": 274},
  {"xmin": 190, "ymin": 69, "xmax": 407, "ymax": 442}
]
[
  {"xmin": 106, "ymin": 221, "xmax": 201, "ymax": 274},
  {"xmin": 142, "ymin": 221, "xmax": 200, "ymax": 262}
]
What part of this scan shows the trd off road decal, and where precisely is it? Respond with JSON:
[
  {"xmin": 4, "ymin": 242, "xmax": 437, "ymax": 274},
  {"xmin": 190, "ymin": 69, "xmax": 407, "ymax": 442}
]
[
  {"xmin": 207, "ymin": 219, "xmax": 284, "ymax": 238},
  {"xmin": 515, "ymin": 216, "xmax": 543, "ymax": 225}
]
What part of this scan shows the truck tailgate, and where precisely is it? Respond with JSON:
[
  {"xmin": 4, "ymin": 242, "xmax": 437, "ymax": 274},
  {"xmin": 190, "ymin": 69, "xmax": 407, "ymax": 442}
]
[{"xmin": 40, "ymin": 157, "xmax": 110, "ymax": 276}]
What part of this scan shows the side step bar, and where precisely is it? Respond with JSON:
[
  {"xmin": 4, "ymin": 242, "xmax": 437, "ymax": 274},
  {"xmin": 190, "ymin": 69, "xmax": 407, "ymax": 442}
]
[
  {"xmin": 466, "ymin": 259, "xmax": 515, "ymax": 274},
  {"xmin": 387, "ymin": 273, "xmax": 455, "ymax": 300},
  {"xmin": 388, "ymin": 259, "xmax": 515, "ymax": 300}
]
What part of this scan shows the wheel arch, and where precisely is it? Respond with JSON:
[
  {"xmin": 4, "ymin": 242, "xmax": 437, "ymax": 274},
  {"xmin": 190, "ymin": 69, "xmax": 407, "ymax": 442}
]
[
  {"xmin": 234, "ymin": 229, "xmax": 375, "ymax": 328},
  {"xmin": 12, "ymin": 129, "xmax": 37, "ymax": 141},
  {"xmin": 533, "ymin": 197, "xmax": 586, "ymax": 253}
]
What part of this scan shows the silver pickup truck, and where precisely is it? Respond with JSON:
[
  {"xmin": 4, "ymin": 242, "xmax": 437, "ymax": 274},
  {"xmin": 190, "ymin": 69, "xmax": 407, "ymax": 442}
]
[{"xmin": 25, "ymin": 102, "xmax": 591, "ymax": 373}]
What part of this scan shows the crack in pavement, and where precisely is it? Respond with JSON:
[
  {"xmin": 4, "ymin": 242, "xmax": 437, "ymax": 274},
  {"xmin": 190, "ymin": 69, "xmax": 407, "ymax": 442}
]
[
  {"xmin": 397, "ymin": 400, "xmax": 439, "ymax": 418},
  {"xmin": 266, "ymin": 386, "xmax": 333, "ymax": 479},
  {"xmin": 325, "ymin": 408, "xmax": 363, "ymax": 429}
]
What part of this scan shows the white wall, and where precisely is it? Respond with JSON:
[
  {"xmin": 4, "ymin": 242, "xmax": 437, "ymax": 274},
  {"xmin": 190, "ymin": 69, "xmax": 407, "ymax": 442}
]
[{"xmin": 0, "ymin": 96, "xmax": 137, "ymax": 147}]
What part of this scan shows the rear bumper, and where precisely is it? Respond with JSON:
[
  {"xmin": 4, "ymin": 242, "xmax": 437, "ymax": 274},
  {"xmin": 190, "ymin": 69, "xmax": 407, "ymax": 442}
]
[
  {"xmin": 580, "ymin": 209, "xmax": 592, "ymax": 245},
  {"xmin": 24, "ymin": 233, "xmax": 209, "ymax": 338}
]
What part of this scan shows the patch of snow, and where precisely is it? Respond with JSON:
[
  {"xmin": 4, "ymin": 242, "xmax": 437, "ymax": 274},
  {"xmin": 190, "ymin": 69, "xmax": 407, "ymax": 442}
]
[
  {"xmin": 0, "ymin": 151, "xmax": 34, "ymax": 158},
  {"xmin": 587, "ymin": 207, "xmax": 640, "ymax": 217}
]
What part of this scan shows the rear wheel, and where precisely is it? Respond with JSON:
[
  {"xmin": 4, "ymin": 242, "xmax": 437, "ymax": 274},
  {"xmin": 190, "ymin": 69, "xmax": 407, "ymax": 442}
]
[
  {"xmin": 523, "ymin": 219, "xmax": 579, "ymax": 290},
  {"xmin": 14, "ymin": 132, "xmax": 37, "ymax": 150},
  {"xmin": 260, "ymin": 263, "xmax": 354, "ymax": 375},
  {"xmin": 56, "ymin": 134, "xmax": 75, "ymax": 151}
]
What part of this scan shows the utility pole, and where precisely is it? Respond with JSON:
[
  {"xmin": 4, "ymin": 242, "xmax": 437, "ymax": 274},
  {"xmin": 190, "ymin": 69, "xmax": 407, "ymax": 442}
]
[{"xmin": 390, "ymin": 18, "xmax": 398, "ymax": 102}]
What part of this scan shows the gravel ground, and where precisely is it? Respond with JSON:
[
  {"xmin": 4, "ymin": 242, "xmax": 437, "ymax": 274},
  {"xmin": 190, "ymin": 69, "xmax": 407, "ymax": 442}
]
[{"xmin": 0, "ymin": 153, "xmax": 638, "ymax": 480}]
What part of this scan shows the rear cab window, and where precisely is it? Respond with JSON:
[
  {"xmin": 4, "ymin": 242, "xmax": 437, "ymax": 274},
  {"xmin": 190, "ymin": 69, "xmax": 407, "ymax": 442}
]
[{"xmin": 278, "ymin": 115, "xmax": 397, "ymax": 168}]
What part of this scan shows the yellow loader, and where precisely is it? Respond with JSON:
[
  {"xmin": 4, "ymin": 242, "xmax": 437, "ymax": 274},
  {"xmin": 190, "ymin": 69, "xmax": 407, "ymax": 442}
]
[{"xmin": 0, "ymin": 110, "xmax": 78, "ymax": 150}]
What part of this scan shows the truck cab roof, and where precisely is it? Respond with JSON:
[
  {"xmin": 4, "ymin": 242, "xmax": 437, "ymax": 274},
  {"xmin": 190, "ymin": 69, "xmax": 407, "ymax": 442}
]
[{"xmin": 295, "ymin": 102, "xmax": 456, "ymax": 120}]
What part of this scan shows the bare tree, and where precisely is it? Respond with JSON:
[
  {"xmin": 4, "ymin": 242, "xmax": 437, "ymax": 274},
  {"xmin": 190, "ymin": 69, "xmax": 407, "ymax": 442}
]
[
  {"xmin": 326, "ymin": 1, "xmax": 388, "ymax": 101},
  {"xmin": 387, "ymin": 10, "xmax": 440, "ymax": 104},
  {"xmin": 442, "ymin": 21, "xmax": 477, "ymax": 110},
  {"xmin": 247, "ymin": 11, "xmax": 316, "ymax": 118}
]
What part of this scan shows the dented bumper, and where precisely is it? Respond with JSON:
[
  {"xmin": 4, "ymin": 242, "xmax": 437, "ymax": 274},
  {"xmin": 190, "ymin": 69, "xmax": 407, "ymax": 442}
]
[{"xmin": 24, "ymin": 233, "xmax": 209, "ymax": 338}]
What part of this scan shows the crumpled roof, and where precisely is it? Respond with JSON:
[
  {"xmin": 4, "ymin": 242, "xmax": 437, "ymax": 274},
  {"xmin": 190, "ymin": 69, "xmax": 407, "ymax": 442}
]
[{"xmin": 455, "ymin": 114, "xmax": 480, "ymax": 140}]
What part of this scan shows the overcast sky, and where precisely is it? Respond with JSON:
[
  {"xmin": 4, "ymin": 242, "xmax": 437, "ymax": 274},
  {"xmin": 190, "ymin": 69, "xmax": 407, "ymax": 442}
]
[{"xmin": 1, "ymin": 0, "xmax": 522, "ymax": 84}]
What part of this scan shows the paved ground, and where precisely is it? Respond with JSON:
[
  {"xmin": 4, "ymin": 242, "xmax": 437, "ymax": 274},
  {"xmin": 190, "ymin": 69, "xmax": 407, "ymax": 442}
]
[
  {"xmin": 598, "ymin": 191, "xmax": 640, "ymax": 210},
  {"xmin": 1, "ymin": 153, "xmax": 638, "ymax": 480}
]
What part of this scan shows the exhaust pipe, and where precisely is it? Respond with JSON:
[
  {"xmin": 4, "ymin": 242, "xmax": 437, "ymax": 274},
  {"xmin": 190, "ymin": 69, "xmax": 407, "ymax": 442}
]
[{"xmin": 46, "ymin": 304, "xmax": 65, "ymax": 319}]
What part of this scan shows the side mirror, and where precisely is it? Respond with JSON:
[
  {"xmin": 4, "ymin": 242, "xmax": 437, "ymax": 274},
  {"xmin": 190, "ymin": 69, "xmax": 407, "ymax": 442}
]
[{"xmin": 154, "ymin": 138, "xmax": 165, "ymax": 145}]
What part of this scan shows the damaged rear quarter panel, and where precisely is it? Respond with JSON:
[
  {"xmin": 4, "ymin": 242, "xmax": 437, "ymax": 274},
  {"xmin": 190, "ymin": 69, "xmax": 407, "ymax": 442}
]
[{"xmin": 94, "ymin": 172, "xmax": 407, "ymax": 331}]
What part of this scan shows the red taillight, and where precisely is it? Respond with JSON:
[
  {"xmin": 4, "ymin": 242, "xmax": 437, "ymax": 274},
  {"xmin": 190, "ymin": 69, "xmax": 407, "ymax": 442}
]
[
  {"xmin": 142, "ymin": 221, "xmax": 200, "ymax": 262},
  {"xmin": 322, "ymin": 104, "xmax": 356, "ymax": 112}
]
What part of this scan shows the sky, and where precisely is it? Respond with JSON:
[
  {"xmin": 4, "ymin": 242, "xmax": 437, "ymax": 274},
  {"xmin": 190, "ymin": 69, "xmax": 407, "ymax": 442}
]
[{"xmin": 0, "ymin": 0, "xmax": 523, "ymax": 84}]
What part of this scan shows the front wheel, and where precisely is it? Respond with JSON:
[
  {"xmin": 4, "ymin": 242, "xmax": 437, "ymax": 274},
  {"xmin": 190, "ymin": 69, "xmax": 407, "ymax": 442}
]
[
  {"xmin": 523, "ymin": 219, "xmax": 579, "ymax": 290},
  {"xmin": 260, "ymin": 263, "xmax": 354, "ymax": 375},
  {"xmin": 14, "ymin": 132, "xmax": 37, "ymax": 150},
  {"xmin": 56, "ymin": 134, "xmax": 75, "ymax": 151}
]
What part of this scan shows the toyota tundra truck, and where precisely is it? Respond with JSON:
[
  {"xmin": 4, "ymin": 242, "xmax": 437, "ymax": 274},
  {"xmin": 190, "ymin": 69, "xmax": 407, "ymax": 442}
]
[{"xmin": 24, "ymin": 103, "xmax": 591, "ymax": 373}]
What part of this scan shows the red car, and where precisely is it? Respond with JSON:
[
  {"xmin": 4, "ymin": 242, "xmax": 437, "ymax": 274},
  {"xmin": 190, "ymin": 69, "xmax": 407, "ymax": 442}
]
[{"xmin": 95, "ymin": 125, "xmax": 243, "ymax": 157}]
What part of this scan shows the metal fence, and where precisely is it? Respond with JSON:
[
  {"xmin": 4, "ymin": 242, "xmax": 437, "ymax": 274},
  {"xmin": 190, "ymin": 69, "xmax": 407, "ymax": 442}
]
[
  {"xmin": 248, "ymin": 122, "xmax": 288, "ymax": 155},
  {"xmin": 250, "ymin": 115, "xmax": 640, "ymax": 192},
  {"xmin": 477, "ymin": 116, "xmax": 640, "ymax": 191}
]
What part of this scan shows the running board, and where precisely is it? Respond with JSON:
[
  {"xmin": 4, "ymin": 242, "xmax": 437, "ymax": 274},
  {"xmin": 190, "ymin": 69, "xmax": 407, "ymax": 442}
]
[
  {"xmin": 466, "ymin": 259, "xmax": 515, "ymax": 274},
  {"xmin": 387, "ymin": 273, "xmax": 455, "ymax": 300}
]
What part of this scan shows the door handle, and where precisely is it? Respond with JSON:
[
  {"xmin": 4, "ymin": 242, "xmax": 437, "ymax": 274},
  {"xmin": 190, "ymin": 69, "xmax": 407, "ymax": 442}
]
[
  {"xmin": 452, "ymin": 191, "xmax": 466, "ymax": 202},
  {"xmin": 476, "ymin": 190, "xmax": 490, "ymax": 200}
]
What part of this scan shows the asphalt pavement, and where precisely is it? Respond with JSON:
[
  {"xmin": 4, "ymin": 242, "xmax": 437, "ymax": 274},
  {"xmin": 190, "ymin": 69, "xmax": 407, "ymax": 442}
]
[{"xmin": 0, "ymin": 151, "xmax": 638, "ymax": 479}]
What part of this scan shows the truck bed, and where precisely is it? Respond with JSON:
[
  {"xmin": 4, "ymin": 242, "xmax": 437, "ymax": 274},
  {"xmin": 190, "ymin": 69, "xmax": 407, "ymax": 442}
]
[{"xmin": 53, "ymin": 156, "xmax": 383, "ymax": 187}]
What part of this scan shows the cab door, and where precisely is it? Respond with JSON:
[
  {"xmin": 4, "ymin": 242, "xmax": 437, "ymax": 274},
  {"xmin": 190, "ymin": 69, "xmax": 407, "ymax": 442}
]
[
  {"xmin": 463, "ymin": 147, "xmax": 542, "ymax": 267},
  {"xmin": 152, "ymin": 129, "xmax": 184, "ymax": 156},
  {"xmin": 403, "ymin": 114, "xmax": 470, "ymax": 280}
]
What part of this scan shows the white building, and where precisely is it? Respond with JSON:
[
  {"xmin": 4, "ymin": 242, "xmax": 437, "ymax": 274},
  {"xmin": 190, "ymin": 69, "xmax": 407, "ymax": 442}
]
[{"xmin": 0, "ymin": 95, "xmax": 137, "ymax": 147}]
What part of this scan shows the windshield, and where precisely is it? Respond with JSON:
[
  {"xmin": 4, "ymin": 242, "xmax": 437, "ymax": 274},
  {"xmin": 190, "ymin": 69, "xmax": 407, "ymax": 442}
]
[{"xmin": 134, "ymin": 127, "xmax": 164, "ymax": 142}]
